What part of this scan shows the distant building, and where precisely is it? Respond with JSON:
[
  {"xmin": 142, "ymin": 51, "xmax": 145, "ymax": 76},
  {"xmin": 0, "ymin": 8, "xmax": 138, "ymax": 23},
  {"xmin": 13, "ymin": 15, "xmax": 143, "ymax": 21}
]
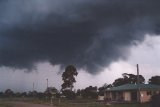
[
  {"xmin": 98, "ymin": 95, "xmax": 104, "ymax": 101},
  {"xmin": 45, "ymin": 87, "xmax": 58, "ymax": 98},
  {"xmin": 105, "ymin": 84, "xmax": 160, "ymax": 103}
]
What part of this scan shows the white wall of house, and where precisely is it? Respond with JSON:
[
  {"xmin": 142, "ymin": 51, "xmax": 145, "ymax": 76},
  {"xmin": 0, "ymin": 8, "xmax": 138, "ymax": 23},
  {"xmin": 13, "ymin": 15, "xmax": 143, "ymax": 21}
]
[
  {"xmin": 140, "ymin": 90, "xmax": 155, "ymax": 103},
  {"xmin": 105, "ymin": 89, "xmax": 160, "ymax": 103},
  {"xmin": 124, "ymin": 91, "xmax": 131, "ymax": 101}
]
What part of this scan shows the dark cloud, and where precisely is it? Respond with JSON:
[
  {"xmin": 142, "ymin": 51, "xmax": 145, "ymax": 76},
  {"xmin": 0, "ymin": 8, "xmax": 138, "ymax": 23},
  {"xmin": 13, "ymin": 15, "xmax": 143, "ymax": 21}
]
[{"xmin": 0, "ymin": 0, "xmax": 160, "ymax": 73}]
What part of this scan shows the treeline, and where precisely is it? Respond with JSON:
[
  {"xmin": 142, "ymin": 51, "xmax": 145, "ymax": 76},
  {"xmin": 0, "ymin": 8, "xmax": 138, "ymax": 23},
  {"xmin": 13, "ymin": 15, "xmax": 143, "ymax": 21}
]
[
  {"xmin": 0, "ymin": 73, "xmax": 159, "ymax": 100},
  {"xmin": 0, "ymin": 87, "xmax": 60, "ymax": 99}
]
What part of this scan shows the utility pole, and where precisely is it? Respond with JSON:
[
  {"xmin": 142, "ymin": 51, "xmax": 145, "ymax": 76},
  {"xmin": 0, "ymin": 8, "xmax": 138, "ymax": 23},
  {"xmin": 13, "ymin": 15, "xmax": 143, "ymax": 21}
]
[
  {"xmin": 47, "ymin": 78, "xmax": 48, "ymax": 89},
  {"xmin": 137, "ymin": 64, "xmax": 141, "ymax": 103},
  {"xmin": 33, "ymin": 82, "xmax": 35, "ymax": 97},
  {"xmin": 33, "ymin": 82, "xmax": 35, "ymax": 91}
]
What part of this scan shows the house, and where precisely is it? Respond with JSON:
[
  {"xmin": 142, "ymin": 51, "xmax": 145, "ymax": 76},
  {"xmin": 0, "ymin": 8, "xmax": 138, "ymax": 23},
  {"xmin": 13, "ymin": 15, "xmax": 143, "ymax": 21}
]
[{"xmin": 105, "ymin": 84, "xmax": 160, "ymax": 103}]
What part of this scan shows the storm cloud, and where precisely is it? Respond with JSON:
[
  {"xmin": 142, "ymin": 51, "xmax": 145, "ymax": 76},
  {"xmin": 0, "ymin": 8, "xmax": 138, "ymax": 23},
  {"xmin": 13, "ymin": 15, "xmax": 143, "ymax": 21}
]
[{"xmin": 0, "ymin": 0, "xmax": 160, "ymax": 73}]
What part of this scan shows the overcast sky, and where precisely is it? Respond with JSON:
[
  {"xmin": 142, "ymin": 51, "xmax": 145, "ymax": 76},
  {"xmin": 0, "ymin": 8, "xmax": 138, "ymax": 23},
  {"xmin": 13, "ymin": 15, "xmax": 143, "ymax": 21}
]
[{"xmin": 0, "ymin": 0, "xmax": 160, "ymax": 92}]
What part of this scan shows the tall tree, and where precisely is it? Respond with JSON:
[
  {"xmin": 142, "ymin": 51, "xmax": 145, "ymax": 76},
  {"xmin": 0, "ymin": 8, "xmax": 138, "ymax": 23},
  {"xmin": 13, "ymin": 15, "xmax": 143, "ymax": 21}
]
[
  {"xmin": 148, "ymin": 76, "xmax": 160, "ymax": 85},
  {"xmin": 113, "ymin": 73, "xmax": 145, "ymax": 87},
  {"xmin": 61, "ymin": 65, "xmax": 78, "ymax": 91},
  {"xmin": 123, "ymin": 73, "xmax": 145, "ymax": 84},
  {"xmin": 113, "ymin": 78, "xmax": 126, "ymax": 87}
]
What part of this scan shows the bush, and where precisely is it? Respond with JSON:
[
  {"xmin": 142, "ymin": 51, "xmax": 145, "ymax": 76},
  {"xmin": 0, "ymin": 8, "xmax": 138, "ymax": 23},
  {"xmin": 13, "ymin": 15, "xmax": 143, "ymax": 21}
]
[
  {"xmin": 150, "ymin": 93, "xmax": 160, "ymax": 107},
  {"xmin": 62, "ymin": 90, "xmax": 76, "ymax": 99}
]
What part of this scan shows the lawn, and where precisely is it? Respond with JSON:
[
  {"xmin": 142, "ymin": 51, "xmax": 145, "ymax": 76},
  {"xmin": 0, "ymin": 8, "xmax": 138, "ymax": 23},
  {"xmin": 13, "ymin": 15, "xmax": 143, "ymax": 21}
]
[
  {"xmin": 0, "ymin": 97, "xmax": 150, "ymax": 107},
  {"xmin": 53, "ymin": 103, "xmax": 149, "ymax": 107},
  {"xmin": 56, "ymin": 103, "xmax": 150, "ymax": 107},
  {"xmin": 107, "ymin": 103, "xmax": 149, "ymax": 107},
  {"xmin": 0, "ymin": 102, "xmax": 13, "ymax": 107},
  {"xmin": 51, "ymin": 98, "xmax": 150, "ymax": 107}
]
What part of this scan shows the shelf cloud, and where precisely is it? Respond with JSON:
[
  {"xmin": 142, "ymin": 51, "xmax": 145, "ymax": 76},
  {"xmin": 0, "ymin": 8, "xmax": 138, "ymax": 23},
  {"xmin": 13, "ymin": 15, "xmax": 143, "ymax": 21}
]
[{"xmin": 0, "ymin": 0, "xmax": 160, "ymax": 73}]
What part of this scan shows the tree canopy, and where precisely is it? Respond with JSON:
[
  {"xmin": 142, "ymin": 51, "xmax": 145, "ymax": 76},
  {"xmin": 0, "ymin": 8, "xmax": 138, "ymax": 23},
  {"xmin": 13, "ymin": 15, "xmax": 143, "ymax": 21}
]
[
  {"xmin": 81, "ymin": 86, "xmax": 98, "ymax": 99},
  {"xmin": 98, "ymin": 83, "xmax": 112, "ymax": 95},
  {"xmin": 61, "ymin": 65, "xmax": 78, "ymax": 90},
  {"xmin": 113, "ymin": 73, "xmax": 145, "ymax": 87},
  {"xmin": 149, "ymin": 76, "xmax": 160, "ymax": 85}
]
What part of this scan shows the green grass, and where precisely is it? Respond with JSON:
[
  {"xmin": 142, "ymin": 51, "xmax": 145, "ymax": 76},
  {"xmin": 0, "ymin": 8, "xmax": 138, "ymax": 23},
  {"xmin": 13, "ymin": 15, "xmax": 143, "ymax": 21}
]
[
  {"xmin": 0, "ymin": 97, "xmax": 150, "ymax": 107},
  {"xmin": 0, "ymin": 102, "xmax": 13, "ymax": 107},
  {"xmin": 108, "ymin": 103, "xmax": 149, "ymax": 107},
  {"xmin": 51, "ymin": 98, "xmax": 150, "ymax": 107},
  {"xmin": 55, "ymin": 103, "xmax": 149, "ymax": 107}
]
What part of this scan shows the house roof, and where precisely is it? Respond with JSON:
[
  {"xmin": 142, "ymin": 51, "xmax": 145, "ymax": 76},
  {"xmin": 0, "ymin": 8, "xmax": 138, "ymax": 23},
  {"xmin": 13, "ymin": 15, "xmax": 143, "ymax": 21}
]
[{"xmin": 105, "ymin": 84, "xmax": 160, "ymax": 91}]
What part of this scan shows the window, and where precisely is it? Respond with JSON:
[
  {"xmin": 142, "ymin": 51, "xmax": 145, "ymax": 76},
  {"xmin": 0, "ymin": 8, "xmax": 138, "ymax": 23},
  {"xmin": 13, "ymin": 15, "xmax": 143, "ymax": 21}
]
[{"xmin": 147, "ymin": 91, "xmax": 152, "ymax": 96}]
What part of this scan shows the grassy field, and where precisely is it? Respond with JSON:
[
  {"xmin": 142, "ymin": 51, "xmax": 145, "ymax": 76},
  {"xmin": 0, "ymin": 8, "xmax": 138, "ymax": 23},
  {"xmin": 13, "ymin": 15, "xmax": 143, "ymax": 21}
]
[
  {"xmin": 0, "ymin": 102, "xmax": 13, "ymax": 107},
  {"xmin": 51, "ymin": 98, "xmax": 150, "ymax": 107},
  {"xmin": 55, "ymin": 102, "xmax": 150, "ymax": 107},
  {"xmin": 0, "ymin": 97, "xmax": 150, "ymax": 107}
]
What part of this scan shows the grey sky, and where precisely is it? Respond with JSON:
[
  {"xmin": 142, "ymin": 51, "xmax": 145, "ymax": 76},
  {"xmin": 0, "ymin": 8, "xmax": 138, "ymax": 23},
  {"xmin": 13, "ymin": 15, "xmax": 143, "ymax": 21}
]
[{"xmin": 0, "ymin": 0, "xmax": 160, "ymax": 73}]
